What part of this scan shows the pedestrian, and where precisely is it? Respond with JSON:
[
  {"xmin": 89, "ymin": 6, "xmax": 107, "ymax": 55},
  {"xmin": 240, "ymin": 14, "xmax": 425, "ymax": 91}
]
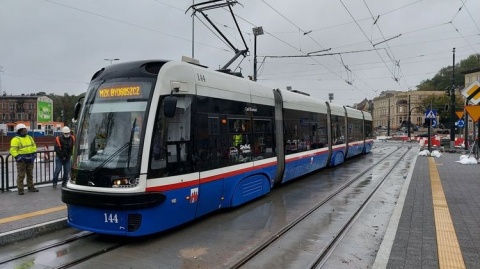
[
  {"xmin": 10, "ymin": 123, "xmax": 38, "ymax": 195},
  {"xmin": 52, "ymin": 126, "xmax": 75, "ymax": 188}
]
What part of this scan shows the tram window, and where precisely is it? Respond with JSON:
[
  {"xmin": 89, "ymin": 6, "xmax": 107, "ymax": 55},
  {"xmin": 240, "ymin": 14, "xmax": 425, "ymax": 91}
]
[
  {"xmin": 348, "ymin": 118, "xmax": 363, "ymax": 142},
  {"xmin": 332, "ymin": 115, "xmax": 346, "ymax": 145},
  {"xmin": 229, "ymin": 118, "xmax": 250, "ymax": 133},
  {"xmin": 253, "ymin": 119, "xmax": 274, "ymax": 159},
  {"xmin": 149, "ymin": 96, "xmax": 194, "ymax": 177},
  {"xmin": 208, "ymin": 117, "xmax": 219, "ymax": 135},
  {"xmin": 227, "ymin": 118, "xmax": 252, "ymax": 162},
  {"xmin": 253, "ymin": 119, "xmax": 271, "ymax": 133},
  {"xmin": 283, "ymin": 109, "xmax": 312, "ymax": 154}
]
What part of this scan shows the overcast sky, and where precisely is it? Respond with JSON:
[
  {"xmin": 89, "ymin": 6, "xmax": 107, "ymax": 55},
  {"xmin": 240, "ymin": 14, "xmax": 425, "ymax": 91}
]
[{"xmin": 1, "ymin": 0, "xmax": 479, "ymax": 105}]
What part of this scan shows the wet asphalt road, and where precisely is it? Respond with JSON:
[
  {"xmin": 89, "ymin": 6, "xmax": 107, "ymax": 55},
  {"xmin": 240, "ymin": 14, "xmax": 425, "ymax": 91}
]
[{"xmin": 0, "ymin": 142, "xmax": 417, "ymax": 268}]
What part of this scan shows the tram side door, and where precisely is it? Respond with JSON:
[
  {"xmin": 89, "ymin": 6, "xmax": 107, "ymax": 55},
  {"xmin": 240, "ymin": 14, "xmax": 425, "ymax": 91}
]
[{"xmin": 196, "ymin": 115, "xmax": 224, "ymax": 217}]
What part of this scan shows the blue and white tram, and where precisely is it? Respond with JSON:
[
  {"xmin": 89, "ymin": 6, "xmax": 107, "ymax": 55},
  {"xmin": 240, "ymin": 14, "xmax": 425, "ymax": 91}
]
[{"xmin": 62, "ymin": 58, "xmax": 374, "ymax": 236}]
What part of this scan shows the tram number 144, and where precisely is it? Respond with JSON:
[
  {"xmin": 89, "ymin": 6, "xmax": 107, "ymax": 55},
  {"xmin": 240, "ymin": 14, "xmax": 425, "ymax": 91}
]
[
  {"xmin": 104, "ymin": 213, "xmax": 119, "ymax": 223},
  {"xmin": 197, "ymin": 73, "xmax": 206, "ymax": 82}
]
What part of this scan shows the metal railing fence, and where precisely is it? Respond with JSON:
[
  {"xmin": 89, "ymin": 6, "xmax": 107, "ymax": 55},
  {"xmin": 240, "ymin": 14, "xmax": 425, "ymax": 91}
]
[{"xmin": 0, "ymin": 150, "xmax": 66, "ymax": 192}]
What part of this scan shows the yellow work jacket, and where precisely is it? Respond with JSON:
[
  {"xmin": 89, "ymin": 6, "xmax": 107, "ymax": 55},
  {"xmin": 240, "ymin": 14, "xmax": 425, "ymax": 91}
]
[{"xmin": 10, "ymin": 135, "xmax": 37, "ymax": 157}]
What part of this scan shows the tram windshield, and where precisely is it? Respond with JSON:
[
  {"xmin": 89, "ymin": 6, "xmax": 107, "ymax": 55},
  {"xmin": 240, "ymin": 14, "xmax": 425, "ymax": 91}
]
[{"xmin": 72, "ymin": 79, "xmax": 154, "ymax": 188}]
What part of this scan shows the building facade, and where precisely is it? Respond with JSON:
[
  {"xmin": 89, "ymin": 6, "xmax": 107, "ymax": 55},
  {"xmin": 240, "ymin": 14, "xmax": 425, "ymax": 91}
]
[
  {"xmin": 373, "ymin": 90, "xmax": 445, "ymax": 131},
  {"xmin": 0, "ymin": 94, "xmax": 63, "ymax": 136},
  {"xmin": 463, "ymin": 67, "xmax": 480, "ymax": 86}
]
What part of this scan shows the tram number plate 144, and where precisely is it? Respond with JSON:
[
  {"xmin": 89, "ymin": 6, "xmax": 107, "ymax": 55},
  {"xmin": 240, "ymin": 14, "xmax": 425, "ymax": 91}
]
[{"xmin": 104, "ymin": 213, "xmax": 119, "ymax": 223}]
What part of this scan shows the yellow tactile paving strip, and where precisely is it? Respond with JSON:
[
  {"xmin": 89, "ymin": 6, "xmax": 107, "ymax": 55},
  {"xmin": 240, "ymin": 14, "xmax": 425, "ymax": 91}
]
[
  {"xmin": 429, "ymin": 157, "xmax": 466, "ymax": 269},
  {"xmin": 0, "ymin": 205, "xmax": 66, "ymax": 224}
]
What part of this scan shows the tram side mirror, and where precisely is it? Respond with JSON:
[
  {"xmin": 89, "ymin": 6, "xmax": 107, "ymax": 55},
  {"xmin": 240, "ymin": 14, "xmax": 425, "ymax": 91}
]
[
  {"xmin": 73, "ymin": 102, "xmax": 82, "ymax": 121},
  {"xmin": 163, "ymin": 96, "xmax": 177, "ymax": 118},
  {"xmin": 73, "ymin": 96, "xmax": 84, "ymax": 121}
]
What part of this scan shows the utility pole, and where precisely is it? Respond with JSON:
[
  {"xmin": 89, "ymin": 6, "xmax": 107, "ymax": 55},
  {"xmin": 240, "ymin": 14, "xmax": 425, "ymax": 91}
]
[
  {"xmin": 407, "ymin": 95, "xmax": 411, "ymax": 140},
  {"xmin": 252, "ymin": 26, "xmax": 264, "ymax": 81},
  {"xmin": 192, "ymin": 0, "xmax": 195, "ymax": 58},
  {"xmin": 387, "ymin": 98, "xmax": 391, "ymax": 137},
  {"xmin": 450, "ymin": 48, "xmax": 456, "ymax": 149},
  {"xmin": 428, "ymin": 100, "xmax": 432, "ymax": 152},
  {"xmin": 0, "ymin": 65, "xmax": 3, "ymax": 94}
]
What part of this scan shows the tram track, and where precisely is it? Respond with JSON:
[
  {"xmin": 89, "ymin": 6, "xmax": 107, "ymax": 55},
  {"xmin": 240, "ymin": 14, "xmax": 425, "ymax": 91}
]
[
  {"xmin": 228, "ymin": 145, "xmax": 412, "ymax": 269},
  {"xmin": 0, "ymin": 230, "xmax": 126, "ymax": 268},
  {"xmin": 0, "ymin": 144, "xmax": 412, "ymax": 269}
]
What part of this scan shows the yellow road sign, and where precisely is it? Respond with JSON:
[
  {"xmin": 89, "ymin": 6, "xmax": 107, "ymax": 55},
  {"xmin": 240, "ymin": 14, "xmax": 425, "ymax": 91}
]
[
  {"xmin": 465, "ymin": 105, "xmax": 480, "ymax": 122},
  {"xmin": 462, "ymin": 81, "xmax": 480, "ymax": 105},
  {"xmin": 455, "ymin": 111, "xmax": 463, "ymax": 119}
]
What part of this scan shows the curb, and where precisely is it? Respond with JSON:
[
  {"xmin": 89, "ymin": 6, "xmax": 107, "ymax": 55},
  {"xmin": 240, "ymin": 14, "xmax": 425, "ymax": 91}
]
[{"xmin": 0, "ymin": 218, "xmax": 68, "ymax": 246}]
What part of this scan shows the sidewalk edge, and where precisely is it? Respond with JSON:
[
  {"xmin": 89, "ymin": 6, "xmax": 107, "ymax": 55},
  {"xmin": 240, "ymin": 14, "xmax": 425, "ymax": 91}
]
[
  {"xmin": 0, "ymin": 218, "xmax": 68, "ymax": 246},
  {"xmin": 372, "ymin": 153, "xmax": 419, "ymax": 268}
]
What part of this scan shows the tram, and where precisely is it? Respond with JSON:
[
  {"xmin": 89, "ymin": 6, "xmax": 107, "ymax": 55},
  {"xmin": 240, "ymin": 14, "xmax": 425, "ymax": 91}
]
[{"xmin": 62, "ymin": 57, "xmax": 374, "ymax": 236}]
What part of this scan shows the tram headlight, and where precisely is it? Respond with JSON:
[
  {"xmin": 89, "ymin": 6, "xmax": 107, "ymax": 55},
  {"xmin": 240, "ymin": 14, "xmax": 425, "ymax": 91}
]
[{"xmin": 111, "ymin": 178, "xmax": 139, "ymax": 188}]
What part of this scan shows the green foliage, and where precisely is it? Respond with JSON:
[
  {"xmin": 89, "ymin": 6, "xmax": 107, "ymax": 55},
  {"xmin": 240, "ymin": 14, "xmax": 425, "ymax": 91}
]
[
  {"xmin": 416, "ymin": 53, "xmax": 480, "ymax": 128},
  {"xmin": 49, "ymin": 92, "xmax": 85, "ymax": 126},
  {"xmin": 417, "ymin": 53, "xmax": 480, "ymax": 91}
]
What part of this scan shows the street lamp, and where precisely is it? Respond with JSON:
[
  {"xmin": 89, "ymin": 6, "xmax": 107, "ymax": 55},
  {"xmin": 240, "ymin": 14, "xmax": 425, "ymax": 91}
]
[
  {"xmin": 252, "ymin": 26, "xmax": 264, "ymax": 81},
  {"xmin": 449, "ymin": 48, "xmax": 456, "ymax": 149},
  {"xmin": 104, "ymin": 58, "xmax": 120, "ymax": 65},
  {"xmin": 387, "ymin": 98, "xmax": 391, "ymax": 136}
]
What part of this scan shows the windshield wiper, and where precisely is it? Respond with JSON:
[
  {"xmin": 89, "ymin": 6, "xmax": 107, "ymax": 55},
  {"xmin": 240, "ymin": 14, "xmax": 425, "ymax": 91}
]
[
  {"xmin": 86, "ymin": 119, "xmax": 138, "ymax": 180},
  {"xmin": 87, "ymin": 142, "xmax": 130, "ymax": 179}
]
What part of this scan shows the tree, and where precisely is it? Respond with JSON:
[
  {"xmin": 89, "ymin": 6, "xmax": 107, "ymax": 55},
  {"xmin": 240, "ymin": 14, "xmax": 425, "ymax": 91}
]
[
  {"xmin": 416, "ymin": 53, "xmax": 480, "ymax": 129},
  {"xmin": 49, "ymin": 92, "xmax": 85, "ymax": 126},
  {"xmin": 417, "ymin": 53, "xmax": 480, "ymax": 91}
]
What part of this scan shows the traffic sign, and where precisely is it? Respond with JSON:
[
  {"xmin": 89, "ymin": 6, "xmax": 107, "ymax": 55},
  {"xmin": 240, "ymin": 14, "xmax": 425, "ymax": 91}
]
[
  {"xmin": 462, "ymin": 81, "xmax": 480, "ymax": 105},
  {"xmin": 425, "ymin": 109, "xmax": 437, "ymax": 119},
  {"xmin": 455, "ymin": 111, "xmax": 464, "ymax": 119},
  {"xmin": 431, "ymin": 119, "xmax": 437, "ymax": 128},
  {"xmin": 457, "ymin": 119, "xmax": 465, "ymax": 128},
  {"xmin": 465, "ymin": 106, "xmax": 480, "ymax": 122}
]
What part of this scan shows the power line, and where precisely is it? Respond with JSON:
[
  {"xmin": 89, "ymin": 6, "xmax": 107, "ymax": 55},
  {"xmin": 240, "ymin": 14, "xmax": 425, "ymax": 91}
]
[
  {"xmin": 258, "ymin": 0, "xmax": 378, "ymax": 98},
  {"xmin": 339, "ymin": 0, "xmax": 402, "ymax": 88},
  {"xmin": 448, "ymin": 23, "xmax": 480, "ymax": 55},
  {"xmin": 362, "ymin": 0, "xmax": 410, "ymax": 89},
  {"xmin": 45, "ymin": 0, "xmax": 229, "ymax": 52},
  {"xmin": 458, "ymin": 0, "xmax": 480, "ymax": 32}
]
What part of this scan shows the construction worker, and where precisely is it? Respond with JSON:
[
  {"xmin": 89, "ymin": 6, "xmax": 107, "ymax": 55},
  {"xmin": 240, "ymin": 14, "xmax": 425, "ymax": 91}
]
[
  {"xmin": 233, "ymin": 133, "xmax": 243, "ymax": 147},
  {"xmin": 10, "ymin": 123, "xmax": 38, "ymax": 195},
  {"xmin": 52, "ymin": 126, "xmax": 75, "ymax": 188}
]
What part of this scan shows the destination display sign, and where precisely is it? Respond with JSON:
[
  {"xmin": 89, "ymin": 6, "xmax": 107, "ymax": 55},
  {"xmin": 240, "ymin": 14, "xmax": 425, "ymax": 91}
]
[{"xmin": 98, "ymin": 86, "xmax": 141, "ymax": 99}]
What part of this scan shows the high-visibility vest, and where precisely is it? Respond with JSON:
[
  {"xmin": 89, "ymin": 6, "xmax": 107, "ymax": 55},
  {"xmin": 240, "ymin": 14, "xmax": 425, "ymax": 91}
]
[
  {"xmin": 233, "ymin": 134, "xmax": 242, "ymax": 146},
  {"xmin": 10, "ymin": 135, "xmax": 36, "ymax": 157}
]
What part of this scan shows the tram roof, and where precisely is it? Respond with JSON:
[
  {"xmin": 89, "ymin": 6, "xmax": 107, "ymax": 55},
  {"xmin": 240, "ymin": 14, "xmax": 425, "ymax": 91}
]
[{"xmin": 345, "ymin": 106, "xmax": 364, "ymax": 120}]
